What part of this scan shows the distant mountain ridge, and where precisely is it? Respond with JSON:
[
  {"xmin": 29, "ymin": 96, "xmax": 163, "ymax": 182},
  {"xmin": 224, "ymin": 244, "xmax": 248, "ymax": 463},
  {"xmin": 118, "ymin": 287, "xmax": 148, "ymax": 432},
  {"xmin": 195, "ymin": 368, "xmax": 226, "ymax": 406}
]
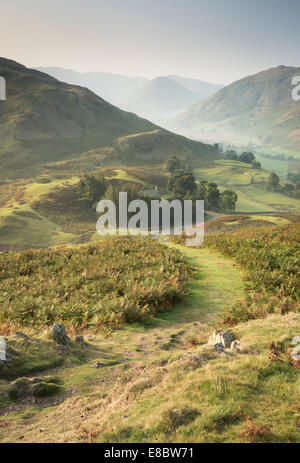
[
  {"xmin": 167, "ymin": 75, "xmax": 222, "ymax": 101},
  {"xmin": 167, "ymin": 65, "xmax": 300, "ymax": 156},
  {"xmin": 35, "ymin": 66, "xmax": 223, "ymax": 119},
  {"xmin": 124, "ymin": 76, "xmax": 197, "ymax": 120},
  {"xmin": 35, "ymin": 66, "xmax": 148, "ymax": 107},
  {"xmin": 0, "ymin": 58, "xmax": 218, "ymax": 181}
]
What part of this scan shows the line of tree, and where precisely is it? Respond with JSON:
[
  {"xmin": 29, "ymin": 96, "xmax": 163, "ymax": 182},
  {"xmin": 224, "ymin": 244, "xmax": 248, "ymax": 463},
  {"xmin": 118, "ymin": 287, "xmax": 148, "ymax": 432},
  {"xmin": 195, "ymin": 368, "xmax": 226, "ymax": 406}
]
[
  {"xmin": 224, "ymin": 150, "xmax": 261, "ymax": 168},
  {"xmin": 78, "ymin": 166, "xmax": 239, "ymax": 216},
  {"xmin": 167, "ymin": 169, "xmax": 238, "ymax": 210}
]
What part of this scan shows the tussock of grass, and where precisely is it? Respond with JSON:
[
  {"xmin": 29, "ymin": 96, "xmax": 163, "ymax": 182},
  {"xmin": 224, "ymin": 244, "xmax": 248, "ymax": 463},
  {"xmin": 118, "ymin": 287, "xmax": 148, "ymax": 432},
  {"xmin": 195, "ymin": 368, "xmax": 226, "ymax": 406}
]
[{"xmin": 157, "ymin": 406, "xmax": 200, "ymax": 433}]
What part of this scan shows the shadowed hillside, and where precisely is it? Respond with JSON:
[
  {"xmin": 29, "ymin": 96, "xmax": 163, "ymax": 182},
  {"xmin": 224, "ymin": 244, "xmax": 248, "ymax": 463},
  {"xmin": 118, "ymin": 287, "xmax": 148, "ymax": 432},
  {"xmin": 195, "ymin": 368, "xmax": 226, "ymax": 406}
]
[{"xmin": 0, "ymin": 58, "xmax": 219, "ymax": 181}]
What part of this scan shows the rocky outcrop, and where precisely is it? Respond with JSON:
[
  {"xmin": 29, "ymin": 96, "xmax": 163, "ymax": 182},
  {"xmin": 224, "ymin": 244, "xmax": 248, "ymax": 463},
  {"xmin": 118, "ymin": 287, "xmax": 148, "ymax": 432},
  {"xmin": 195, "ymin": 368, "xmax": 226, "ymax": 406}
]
[
  {"xmin": 208, "ymin": 330, "xmax": 235, "ymax": 349},
  {"xmin": 207, "ymin": 330, "xmax": 242, "ymax": 354}
]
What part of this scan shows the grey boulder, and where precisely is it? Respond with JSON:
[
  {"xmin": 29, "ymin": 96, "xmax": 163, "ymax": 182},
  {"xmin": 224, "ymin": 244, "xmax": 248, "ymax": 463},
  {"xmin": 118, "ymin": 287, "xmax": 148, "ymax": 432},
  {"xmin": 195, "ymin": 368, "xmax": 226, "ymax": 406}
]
[
  {"xmin": 50, "ymin": 323, "xmax": 70, "ymax": 345},
  {"xmin": 208, "ymin": 330, "xmax": 234, "ymax": 349},
  {"xmin": 230, "ymin": 340, "xmax": 242, "ymax": 353}
]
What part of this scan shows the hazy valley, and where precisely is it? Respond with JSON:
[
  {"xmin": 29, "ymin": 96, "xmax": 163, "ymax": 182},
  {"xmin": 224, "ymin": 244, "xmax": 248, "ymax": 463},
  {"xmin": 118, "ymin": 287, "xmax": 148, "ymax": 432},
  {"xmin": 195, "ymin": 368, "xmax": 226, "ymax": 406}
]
[{"xmin": 165, "ymin": 66, "xmax": 300, "ymax": 158}]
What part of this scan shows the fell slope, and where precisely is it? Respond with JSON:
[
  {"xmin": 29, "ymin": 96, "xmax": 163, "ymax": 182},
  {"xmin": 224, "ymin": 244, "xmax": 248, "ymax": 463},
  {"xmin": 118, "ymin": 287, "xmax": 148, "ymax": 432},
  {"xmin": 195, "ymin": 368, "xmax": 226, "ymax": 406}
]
[
  {"xmin": 168, "ymin": 66, "xmax": 300, "ymax": 156},
  {"xmin": 0, "ymin": 58, "xmax": 218, "ymax": 181}
]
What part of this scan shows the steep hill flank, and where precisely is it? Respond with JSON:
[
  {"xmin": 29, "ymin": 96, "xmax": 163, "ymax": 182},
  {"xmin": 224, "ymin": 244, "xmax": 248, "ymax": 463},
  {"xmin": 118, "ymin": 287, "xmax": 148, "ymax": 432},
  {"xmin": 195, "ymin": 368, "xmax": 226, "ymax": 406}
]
[
  {"xmin": 0, "ymin": 59, "xmax": 218, "ymax": 181},
  {"xmin": 168, "ymin": 66, "xmax": 300, "ymax": 156}
]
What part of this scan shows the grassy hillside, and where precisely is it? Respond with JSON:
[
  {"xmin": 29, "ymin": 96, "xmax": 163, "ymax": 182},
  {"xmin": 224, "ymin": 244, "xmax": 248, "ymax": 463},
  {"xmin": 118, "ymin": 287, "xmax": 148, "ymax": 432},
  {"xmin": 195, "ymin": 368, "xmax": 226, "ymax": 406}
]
[
  {"xmin": 0, "ymin": 174, "xmax": 91, "ymax": 251},
  {"xmin": 1, "ymin": 225, "xmax": 300, "ymax": 443},
  {"xmin": 167, "ymin": 66, "xmax": 300, "ymax": 158},
  {"xmin": 204, "ymin": 214, "xmax": 292, "ymax": 234},
  {"xmin": 0, "ymin": 58, "xmax": 218, "ymax": 182},
  {"xmin": 0, "ymin": 163, "xmax": 172, "ymax": 250}
]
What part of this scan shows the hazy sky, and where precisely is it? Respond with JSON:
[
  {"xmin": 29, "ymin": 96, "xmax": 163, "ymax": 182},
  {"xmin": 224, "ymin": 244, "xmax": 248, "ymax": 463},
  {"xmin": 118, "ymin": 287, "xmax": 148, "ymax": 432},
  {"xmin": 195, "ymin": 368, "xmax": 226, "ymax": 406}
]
[{"xmin": 1, "ymin": 0, "xmax": 299, "ymax": 84}]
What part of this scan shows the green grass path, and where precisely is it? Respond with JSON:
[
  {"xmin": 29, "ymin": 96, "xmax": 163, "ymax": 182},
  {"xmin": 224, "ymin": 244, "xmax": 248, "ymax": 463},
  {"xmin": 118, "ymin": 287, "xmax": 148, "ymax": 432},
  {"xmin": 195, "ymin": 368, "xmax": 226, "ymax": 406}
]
[
  {"xmin": 159, "ymin": 245, "xmax": 245, "ymax": 326},
  {"xmin": 107, "ymin": 245, "xmax": 246, "ymax": 352}
]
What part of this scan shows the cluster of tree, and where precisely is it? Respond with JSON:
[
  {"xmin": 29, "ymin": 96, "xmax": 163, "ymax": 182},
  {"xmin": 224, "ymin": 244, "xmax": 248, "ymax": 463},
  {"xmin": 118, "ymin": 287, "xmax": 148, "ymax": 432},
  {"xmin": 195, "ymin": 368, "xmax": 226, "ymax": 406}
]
[
  {"xmin": 224, "ymin": 150, "xmax": 261, "ymax": 168},
  {"xmin": 78, "ymin": 173, "xmax": 147, "ymax": 205},
  {"xmin": 78, "ymin": 173, "xmax": 106, "ymax": 205},
  {"xmin": 167, "ymin": 169, "xmax": 197, "ymax": 197},
  {"xmin": 266, "ymin": 172, "xmax": 300, "ymax": 198},
  {"xmin": 282, "ymin": 183, "xmax": 300, "ymax": 199},
  {"xmin": 197, "ymin": 181, "xmax": 238, "ymax": 210},
  {"xmin": 167, "ymin": 169, "xmax": 238, "ymax": 210}
]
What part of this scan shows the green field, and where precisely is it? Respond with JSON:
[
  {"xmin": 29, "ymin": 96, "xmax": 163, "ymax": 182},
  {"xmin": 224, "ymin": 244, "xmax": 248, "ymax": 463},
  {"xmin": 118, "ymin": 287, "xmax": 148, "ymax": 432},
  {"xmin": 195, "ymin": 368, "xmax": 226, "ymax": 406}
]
[
  {"xmin": 239, "ymin": 185, "xmax": 300, "ymax": 211},
  {"xmin": 255, "ymin": 154, "xmax": 290, "ymax": 179},
  {"xmin": 193, "ymin": 160, "xmax": 300, "ymax": 213}
]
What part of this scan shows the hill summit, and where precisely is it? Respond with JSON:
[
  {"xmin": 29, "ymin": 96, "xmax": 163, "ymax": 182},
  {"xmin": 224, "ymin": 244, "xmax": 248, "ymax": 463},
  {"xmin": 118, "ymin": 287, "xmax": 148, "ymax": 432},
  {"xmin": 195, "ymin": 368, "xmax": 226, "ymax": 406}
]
[{"xmin": 125, "ymin": 76, "xmax": 197, "ymax": 120}]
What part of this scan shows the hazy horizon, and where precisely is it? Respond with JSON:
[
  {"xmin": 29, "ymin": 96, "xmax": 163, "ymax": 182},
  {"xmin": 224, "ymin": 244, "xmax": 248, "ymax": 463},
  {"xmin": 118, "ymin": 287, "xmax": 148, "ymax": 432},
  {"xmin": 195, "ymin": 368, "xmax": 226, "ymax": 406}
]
[
  {"xmin": 33, "ymin": 66, "xmax": 225, "ymax": 86},
  {"xmin": 1, "ymin": 0, "xmax": 300, "ymax": 85}
]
